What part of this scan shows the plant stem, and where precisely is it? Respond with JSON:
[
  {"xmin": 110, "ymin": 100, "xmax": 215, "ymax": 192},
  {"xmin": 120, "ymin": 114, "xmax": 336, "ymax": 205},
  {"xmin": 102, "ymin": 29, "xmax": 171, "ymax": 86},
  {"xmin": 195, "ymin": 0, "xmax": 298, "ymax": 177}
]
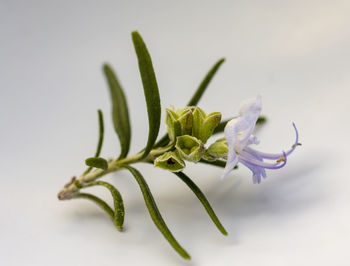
[{"xmin": 57, "ymin": 145, "xmax": 171, "ymax": 200}]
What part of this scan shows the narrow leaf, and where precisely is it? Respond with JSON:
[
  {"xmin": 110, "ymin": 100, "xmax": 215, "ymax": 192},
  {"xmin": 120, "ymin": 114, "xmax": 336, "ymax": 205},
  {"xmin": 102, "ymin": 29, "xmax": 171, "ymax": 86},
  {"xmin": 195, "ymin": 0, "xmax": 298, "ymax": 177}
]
[
  {"xmin": 85, "ymin": 157, "xmax": 108, "ymax": 170},
  {"xmin": 173, "ymin": 172, "xmax": 227, "ymax": 235},
  {"xmin": 86, "ymin": 181, "xmax": 125, "ymax": 231},
  {"xmin": 153, "ymin": 134, "xmax": 170, "ymax": 148},
  {"xmin": 83, "ymin": 109, "xmax": 105, "ymax": 175},
  {"xmin": 103, "ymin": 64, "xmax": 131, "ymax": 159},
  {"xmin": 95, "ymin": 109, "xmax": 104, "ymax": 157},
  {"xmin": 73, "ymin": 192, "xmax": 115, "ymax": 220},
  {"xmin": 256, "ymin": 116, "xmax": 267, "ymax": 125},
  {"xmin": 122, "ymin": 165, "xmax": 191, "ymax": 260},
  {"xmin": 187, "ymin": 58, "xmax": 225, "ymax": 106},
  {"xmin": 131, "ymin": 31, "xmax": 161, "ymax": 159},
  {"xmin": 198, "ymin": 159, "xmax": 237, "ymax": 169},
  {"xmin": 213, "ymin": 116, "xmax": 267, "ymax": 135}
]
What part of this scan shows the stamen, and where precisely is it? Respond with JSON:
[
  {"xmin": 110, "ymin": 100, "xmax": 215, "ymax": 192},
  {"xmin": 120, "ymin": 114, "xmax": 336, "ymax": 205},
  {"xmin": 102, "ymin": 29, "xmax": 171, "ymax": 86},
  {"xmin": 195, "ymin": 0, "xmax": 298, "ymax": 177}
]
[
  {"xmin": 292, "ymin": 142, "xmax": 302, "ymax": 148},
  {"xmin": 276, "ymin": 157, "xmax": 285, "ymax": 163},
  {"xmin": 239, "ymin": 151, "xmax": 287, "ymax": 170},
  {"xmin": 244, "ymin": 123, "xmax": 299, "ymax": 160}
]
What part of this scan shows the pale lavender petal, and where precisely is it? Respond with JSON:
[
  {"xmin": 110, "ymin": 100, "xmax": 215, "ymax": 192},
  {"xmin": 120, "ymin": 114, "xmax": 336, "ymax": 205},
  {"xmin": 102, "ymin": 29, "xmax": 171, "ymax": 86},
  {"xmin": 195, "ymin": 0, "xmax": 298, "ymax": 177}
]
[
  {"xmin": 222, "ymin": 96, "xmax": 298, "ymax": 184},
  {"xmin": 238, "ymin": 95, "xmax": 262, "ymax": 118},
  {"xmin": 236, "ymin": 116, "xmax": 257, "ymax": 148},
  {"xmin": 221, "ymin": 144, "xmax": 239, "ymax": 179},
  {"xmin": 238, "ymin": 147, "xmax": 267, "ymax": 183},
  {"xmin": 245, "ymin": 147, "xmax": 267, "ymax": 178},
  {"xmin": 225, "ymin": 115, "xmax": 258, "ymax": 149},
  {"xmin": 240, "ymin": 160, "xmax": 263, "ymax": 184},
  {"xmin": 224, "ymin": 96, "xmax": 262, "ymax": 150},
  {"xmin": 247, "ymin": 135, "xmax": 260, "ymax": 145},
  {"xmin": 224, "ymin": 118, "xmax": 240, "ymax": 144}
]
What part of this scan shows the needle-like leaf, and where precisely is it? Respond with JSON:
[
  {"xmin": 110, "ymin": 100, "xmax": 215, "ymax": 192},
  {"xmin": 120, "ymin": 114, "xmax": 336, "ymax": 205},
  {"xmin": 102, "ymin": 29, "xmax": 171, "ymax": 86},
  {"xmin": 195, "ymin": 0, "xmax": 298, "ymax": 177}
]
[
  {"xmin": 213, "ymin": 116, "xmax": 267, "ymax": 135},
  {"xmin": 84, "ymin": 181, "xmax": 125, "ymax": 231},
  {"xmin": 198, "ymin": 159, "xmax": 235, "ymax": 169},
  {"xmin": 153, "ymin": 134, "xmax": 170, "ymax": 148},
  {"xmin": 122, "ymin": 165, "xmax": 191, "ymax": 260},
  {"xmin": 132, "ymin": 31, "xmax": 161, "ymax": 159},
  {"xmin": 74, "ymin": 192, "xmax": 114, "ymax": 217},
  {"xmin": 173, "ymin": 172, "xmax": 228, "ymax": 235},
  {"xmin": 187, "ymin": 58, "xmax": 225, "ymax": 106},
  {"xmin": 95, "ymin": 109, "xmax": 104, "ymax": 157},
  {"xmin": 103, "ymin": 64, "xmax": 131, "ymax": 159},
  {"xmin": 84, "ymin": 110, "xmax": 105, "ymax": 174}
]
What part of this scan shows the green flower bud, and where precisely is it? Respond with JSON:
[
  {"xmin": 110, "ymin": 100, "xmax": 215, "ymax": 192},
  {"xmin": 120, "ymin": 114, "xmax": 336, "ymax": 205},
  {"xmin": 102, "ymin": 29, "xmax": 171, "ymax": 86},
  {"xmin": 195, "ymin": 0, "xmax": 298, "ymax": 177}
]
[
  {"xmin": 200, "ymin": 112, "xmax": 221, "ymax": 143},
  {"xmin": 165, "ymin": 109, "xmax": 182, "ymax": 141},
  {"xmin": 176, "ymin": 108, "xmax": 193, "ymax": 135},
  {"xmin": 165, "ymin": 106, "xmax": 221, "ymax": 144},
  {"xmin": 191, "ymin": 107, "xmax": 205, "ymax": 141},
  {"xmin": 154, "ymin": 151, "xmax": 185, "ymax": 172},
  {"xmin": 175, "ymin": 135, "xmax": 204, "ymax": 162},
  {"xmin": 192, "ymin": 107, "xmax": 221, "ymax": 144},
  {"xmin": 207, "ymin": 138, "xmax": 228, "ymax": 159}
]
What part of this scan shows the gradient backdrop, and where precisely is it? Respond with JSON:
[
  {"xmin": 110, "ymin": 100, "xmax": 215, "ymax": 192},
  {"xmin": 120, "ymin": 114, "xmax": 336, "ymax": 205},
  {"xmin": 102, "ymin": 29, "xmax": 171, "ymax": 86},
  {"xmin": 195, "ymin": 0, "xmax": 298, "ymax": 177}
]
[{"xmin": 1, "ymin": 1, "xmax": 349, "ymax": 265}]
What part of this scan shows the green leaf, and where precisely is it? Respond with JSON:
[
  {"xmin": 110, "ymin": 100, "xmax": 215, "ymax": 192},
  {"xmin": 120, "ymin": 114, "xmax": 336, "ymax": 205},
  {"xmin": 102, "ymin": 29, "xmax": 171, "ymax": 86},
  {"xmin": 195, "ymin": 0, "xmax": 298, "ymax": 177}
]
[
  {"xmin": 131, "ymin": 31, "xmax": 161, "ymax": 159},
  {"xmin": 95, "ymin": 109, "xmax": 104, "ymax": 157},
  {"xmin": 256, "ymin": 116, "xmax": 267, "ymax": 125},
  {"xmin": 198, "ymin": 159, "xmax": 231, "ymax": 168},
  {"xmin": 85, "ymin": 157, "xmax": 108, "ymax": 170},
  {"xmin": 85, "ymin": 181, "xmax": 125, "ymax": 231},
  {"xmin": 213, "ymin": 116, "xmax": 267, "ymax": 135},
  {"xmin": 84, "ymin": 109, "xmax": 105, "ymax": 175},
  {"xmin": 122, "ymin": 165, "xmax": 191, "ymax": 260},
  {"xmin": 73, "ymin": 192, "xmax": 115, "ymax": 221},
  {"xmin": 153, "ymin": 134, "xmax": 170, "ymax": 148},
  {"xmin": 103, "ymin": 64, "xmax": 131, "ymax": 159},
  {"xmin": 187, "ymin": 58, "xmax": 225, "ymax": 106},
  {"xmin": 173, "ymin": 172, "xmax": 228, "ymax": 235}
]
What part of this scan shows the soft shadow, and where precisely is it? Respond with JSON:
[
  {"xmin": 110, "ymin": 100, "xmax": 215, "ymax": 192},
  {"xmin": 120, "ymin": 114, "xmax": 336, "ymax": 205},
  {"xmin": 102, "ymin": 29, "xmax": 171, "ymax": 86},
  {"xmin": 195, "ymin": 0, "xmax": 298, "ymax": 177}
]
[
  {"xmin": 58, "ymin": 153, "xmax": 326, "ymax": 262},
  {"xmin": 211, "ymin": 158, "xmax": 326, "ymax": 219}
]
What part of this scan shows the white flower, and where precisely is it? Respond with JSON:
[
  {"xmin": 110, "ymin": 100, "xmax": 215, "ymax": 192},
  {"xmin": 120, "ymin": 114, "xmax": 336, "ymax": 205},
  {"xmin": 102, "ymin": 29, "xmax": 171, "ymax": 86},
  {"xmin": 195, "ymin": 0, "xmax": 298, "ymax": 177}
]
[{"xmin": 222, "ymin": 95, "xmax": 299, "ymax": 183}]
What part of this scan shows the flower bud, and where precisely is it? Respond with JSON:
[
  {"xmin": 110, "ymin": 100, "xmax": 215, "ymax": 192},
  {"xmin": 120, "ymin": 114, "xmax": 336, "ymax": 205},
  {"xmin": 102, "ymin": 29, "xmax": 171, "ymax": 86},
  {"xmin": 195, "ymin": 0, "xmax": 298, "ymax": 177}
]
[
  {"xmin": 166, "ymin": 106, "xmax": 221, "ymax": 144},
  {"xmin": 207, "ymin": 138, "xmax": 228, "ymax": 159},
  {"xmin": 154, "ymin": 151, "xmax": 186, "ymax": 172},
  {"xmin": 165, "ymin": 109, "xmax": 182, "ymax": 141},
  {"xmin": 200, "ymin": 112, "xmax": 221, "ymax": 143},
  {"xmin": 175, "ymin": 135, "xmax": 204, "ymax": 162},
  {"xmin": 191, "ymin": 107, "xmax": 205, "ymax": 141},
  {"xmin": 176, "ymin": 108, "xmax": 193, "ymax": 135},
  {"xmin": 192, "ymin": 107, "xmax": 221, "ymax": 144}
]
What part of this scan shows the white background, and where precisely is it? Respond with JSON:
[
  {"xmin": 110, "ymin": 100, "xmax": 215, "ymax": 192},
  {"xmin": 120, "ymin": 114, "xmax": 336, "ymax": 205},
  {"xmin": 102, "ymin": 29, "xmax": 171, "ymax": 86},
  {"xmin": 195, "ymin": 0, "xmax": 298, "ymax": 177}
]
[{"xmin": 1, "ymin": 0, "xmax": 349, "ymax": 265}]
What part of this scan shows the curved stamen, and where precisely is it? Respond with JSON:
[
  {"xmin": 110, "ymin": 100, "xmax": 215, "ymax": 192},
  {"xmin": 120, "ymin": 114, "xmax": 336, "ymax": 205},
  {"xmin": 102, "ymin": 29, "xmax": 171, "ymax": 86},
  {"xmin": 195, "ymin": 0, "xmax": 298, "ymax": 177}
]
[
  {"xmin": 245, "ymin": 122, "xmax": 299, "ymax": 160},
  {"xmin": 239, "ymin": 151, "xmax": 287, "ymax": 170}
]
